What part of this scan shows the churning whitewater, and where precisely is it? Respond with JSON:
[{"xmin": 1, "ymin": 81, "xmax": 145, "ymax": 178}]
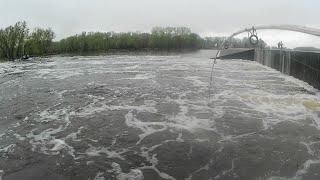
[{"xmin": 0, "ymin": 50, "xmax": 320, "ymax": 180}]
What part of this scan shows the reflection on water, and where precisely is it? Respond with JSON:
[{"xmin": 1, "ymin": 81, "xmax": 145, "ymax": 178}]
[{"xmin": 0, "ymin": 50, "xmax": 320, "ymax": 180}]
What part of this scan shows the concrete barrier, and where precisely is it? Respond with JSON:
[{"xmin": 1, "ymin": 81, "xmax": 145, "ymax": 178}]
[
  {"xmin": 218, "ymin": 48, "xmax": 255, "ymax": 60},
  {"xmin": 255, "ymin": 49, "xmax": 320, "ymax": 89}
]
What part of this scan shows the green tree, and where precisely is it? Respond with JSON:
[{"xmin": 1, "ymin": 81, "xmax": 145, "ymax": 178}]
[
  {"xmin": 25, "ymin": 28, "xmax": 55, "ymax": 56},
  {"xmin": 0, "ymin": 21, "xmax": 29, "ymax": 60}
]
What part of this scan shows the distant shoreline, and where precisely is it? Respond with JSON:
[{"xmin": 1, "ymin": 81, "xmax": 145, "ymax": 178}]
[
  {"xmin": 1, "ymin": 49, "xmax": 219, "ymax": 62},
  {"xmin": 52, "ymin": 48, "xmax": 202, "ymax": 56}
]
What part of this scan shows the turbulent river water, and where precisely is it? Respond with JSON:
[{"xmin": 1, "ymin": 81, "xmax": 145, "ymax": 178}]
[{"xmin": 0, "ymin": 50, "xmax": 320, "ymax": 180}]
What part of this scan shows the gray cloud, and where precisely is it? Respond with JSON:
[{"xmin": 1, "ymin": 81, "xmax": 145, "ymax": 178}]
[{"xmin": 0, "ymin": 0, "xmax": 319, "ymax": 48}]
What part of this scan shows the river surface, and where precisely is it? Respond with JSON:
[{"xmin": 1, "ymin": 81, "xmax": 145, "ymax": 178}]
[{"xmin": 0, "ymin": 50, "xmax": 320, "ymax": 180}]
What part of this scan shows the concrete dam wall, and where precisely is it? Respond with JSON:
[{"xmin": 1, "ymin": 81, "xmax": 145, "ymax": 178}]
[
  {"xmin": 254, "ymin": 49, "xmax": 320, "ymax": 90},
  {"xmin": 218, "ymin": 48, "xmax": 255, "ymax": 60}
]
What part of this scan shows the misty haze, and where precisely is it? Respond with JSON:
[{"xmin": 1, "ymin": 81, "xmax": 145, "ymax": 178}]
[{"xmin": 0, "ymin": 1, "xmax": 320, "ymax": 180}]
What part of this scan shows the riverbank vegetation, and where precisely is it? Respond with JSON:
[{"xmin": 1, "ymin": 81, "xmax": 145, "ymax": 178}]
[
  {"xmin": 0, "ymin": 21, "xmax": 54, "ymax": 60},
  {"xmin": 202, "ymin": 36, "xmax": 267, "ymax": 49},
  {"xmin": 0, "ymin": 21, "xmax": 267, "ymax": 61},
  {"xmin": 54, "ymin": 27, "xmax": 202, "ymax": 54}
]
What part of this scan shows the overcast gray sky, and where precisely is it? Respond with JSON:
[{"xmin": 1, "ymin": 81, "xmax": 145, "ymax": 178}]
[{"xmin": 0, "ymin": 0, "xmax": 320, "ymax": 48}]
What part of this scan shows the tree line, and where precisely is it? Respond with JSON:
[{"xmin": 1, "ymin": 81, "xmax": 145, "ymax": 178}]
[
  {"xmin": 0, "ymin": 21, "xmax": 54, "ymax": 60},
  {"xmin": 202, "ymin": 36, "xmax": 267, "ymax": 49},
  {"xmin": 0, "ymin": 21, "xmax": 267, "ymax": 61},
  {"xmin": 54, "ymin": 27, "xmax": 202, "ymax": 54}
]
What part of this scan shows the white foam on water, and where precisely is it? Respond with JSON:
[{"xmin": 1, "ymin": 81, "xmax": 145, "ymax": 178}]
[
  {"xmin": 48, "ymin": 138, "xmax": 76, "ymax": 159},
  {"xmin": 86, "ymin": 160, "xmax": 94, "ymax": 165},
  {"xmin": 109, "ymin": 89, "xmax": 224, "ymax": 145},
  {"xmin": 36, "ymin": 68, "xmax": 84, "ymax": 80},
  {"xmin": 211, "ymin": 88, "xmax": 320, "ymax": 130},
  {"xmin": 218, "ymin": 132, "xmax": 258, "ymax": 143},
  {"xmin": 76, "ymin": 97, "xmax": 158, "ymax": 118},
  {"xmin": 110, "ymin": 162, "xmax": 122, "ymax": 173},
  {"xmin": 186, "ymin": 163, "xmax": 209, "ymax": 180},
  {"xmin": 0, "ymin": 62, "xmax": 11, "ymax": 74},
  {"xmin": 37, "ymin": 107, "xmax": 71, "ymax": 124},
  {"xmin": 220, "ymin": 158, "xmax": 237, "ymax": 177},
  {"xmin": 0, "ymin": 169, "xmax": 3, "ymax": 180},
  {"xmin": 0, "ymin": 133, "xmax": 5, "ymax": 139},
  {"xmin": 123, "ymin": 65, "xmax": 140, "ymax": 70},
  {"xmin": 176, "ymin": 133, "xmax": 184, "ymax": 142},
  {"xmin": 125, "ymin": 111, "xmax": 167, "ymax": 144},
  {"xmin": 76, "ymin": 99, "xmax": 109, "ymax": 117},
  {"xmin": 55, "ymin": 90, "xmax": 68, "ymax": 99},
  {"xmin": 27, "ymin": 126, "xmax": 63, "ymax": 144},
  {"xmin": 117, "ymin": 169, "xmax": 144, "ymax": 180},
  {"xmin": 26, "ymin": 126, "xmax": 76, "ymax": 158},
  {"xmin": 65, "ymin": 126, "xmax": 84, "ymax": 142},
  {"xmin": 50, "ymin": 139, "xmax": 70, "ymax": 151},
  {"xmin": 237, "ymin": 90, "xmax": 320, "ymax": 128},
  {"xmin": 125, "ymin": 72, "xmax": 155, "ymax": 80},
  {"xmin": 112, "ymin": 61, "xmax": 141, "ymax": 65},
  {"xmin": 85, "ymin": 144, "xmax": 127, "ymax": 160},
  {"xmin": 13, "ymin": 133, "xmax": 26, "ymax": 141},
  {"xmin": 85, "ymin": 60, "xmax": 107, "ymax": 65},
  {"xmin": 184, "ymin": 76, "xmax": 207, "ymax": 87},
  {"xmin": 135, "ymin": 132, "xmax": 200, "ymax": 180},
  {"xmin": 300, "ymin": 140, "xmax": 320, "ymax": 156},
  {"xmin": 0, "ymin": 144, "xmax": 16, "ymax": 155},
  {"xmin": 24, "ymin": 107, "xmax": 78, "ymax": 158},
  {"xmin": 296, "ymin": 159, "xmax": 320, "ymax": 176},
  {"xmin": 108, "ymin": 104, "xmax": 158, "ymax": 113},
  {"xmin": 163, "ymin": 64, "xmax": 190, "ymax": 71},
  {"xmin": 267, "ymin": 159, "xmax": 320, "ymax": 180},
  {"xmin": 164, "ymin": 93, "xmax": 221, "ymax": 132},
  {"xmin": 0, "ymin": 62, "xmax": 34, "ymax": 75},
  {"xmin": 93, "ymin": 171, "xmax": 105, "ymax": 180},
  {"xmin": 139, "ymin": 145, "xmax": 176, "ymax": 180},
  {"xmin": 267, "ymin": 177, "xmax": 293, "ymax": 180},
  {"xmin": 110, "ymin": 162, "xmax": 144, "ymax": 180},
  {"xmin": 300, "ymin": 142, "xmax": 314, "ymax": 156}
]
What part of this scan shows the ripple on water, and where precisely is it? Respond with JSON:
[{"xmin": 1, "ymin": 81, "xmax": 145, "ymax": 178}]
[{"xmin": 1, "ymin": 51, "xmax": 320, "ymax": 179}]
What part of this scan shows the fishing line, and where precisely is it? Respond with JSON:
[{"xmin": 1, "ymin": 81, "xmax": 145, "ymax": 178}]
[
  {"xmin": 208, "ymin": 49, "xmax": 219, "ymax": 101},
  {"xmin": 208, "ymin": 26, "xmax": 260, "ymax": 102}
]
